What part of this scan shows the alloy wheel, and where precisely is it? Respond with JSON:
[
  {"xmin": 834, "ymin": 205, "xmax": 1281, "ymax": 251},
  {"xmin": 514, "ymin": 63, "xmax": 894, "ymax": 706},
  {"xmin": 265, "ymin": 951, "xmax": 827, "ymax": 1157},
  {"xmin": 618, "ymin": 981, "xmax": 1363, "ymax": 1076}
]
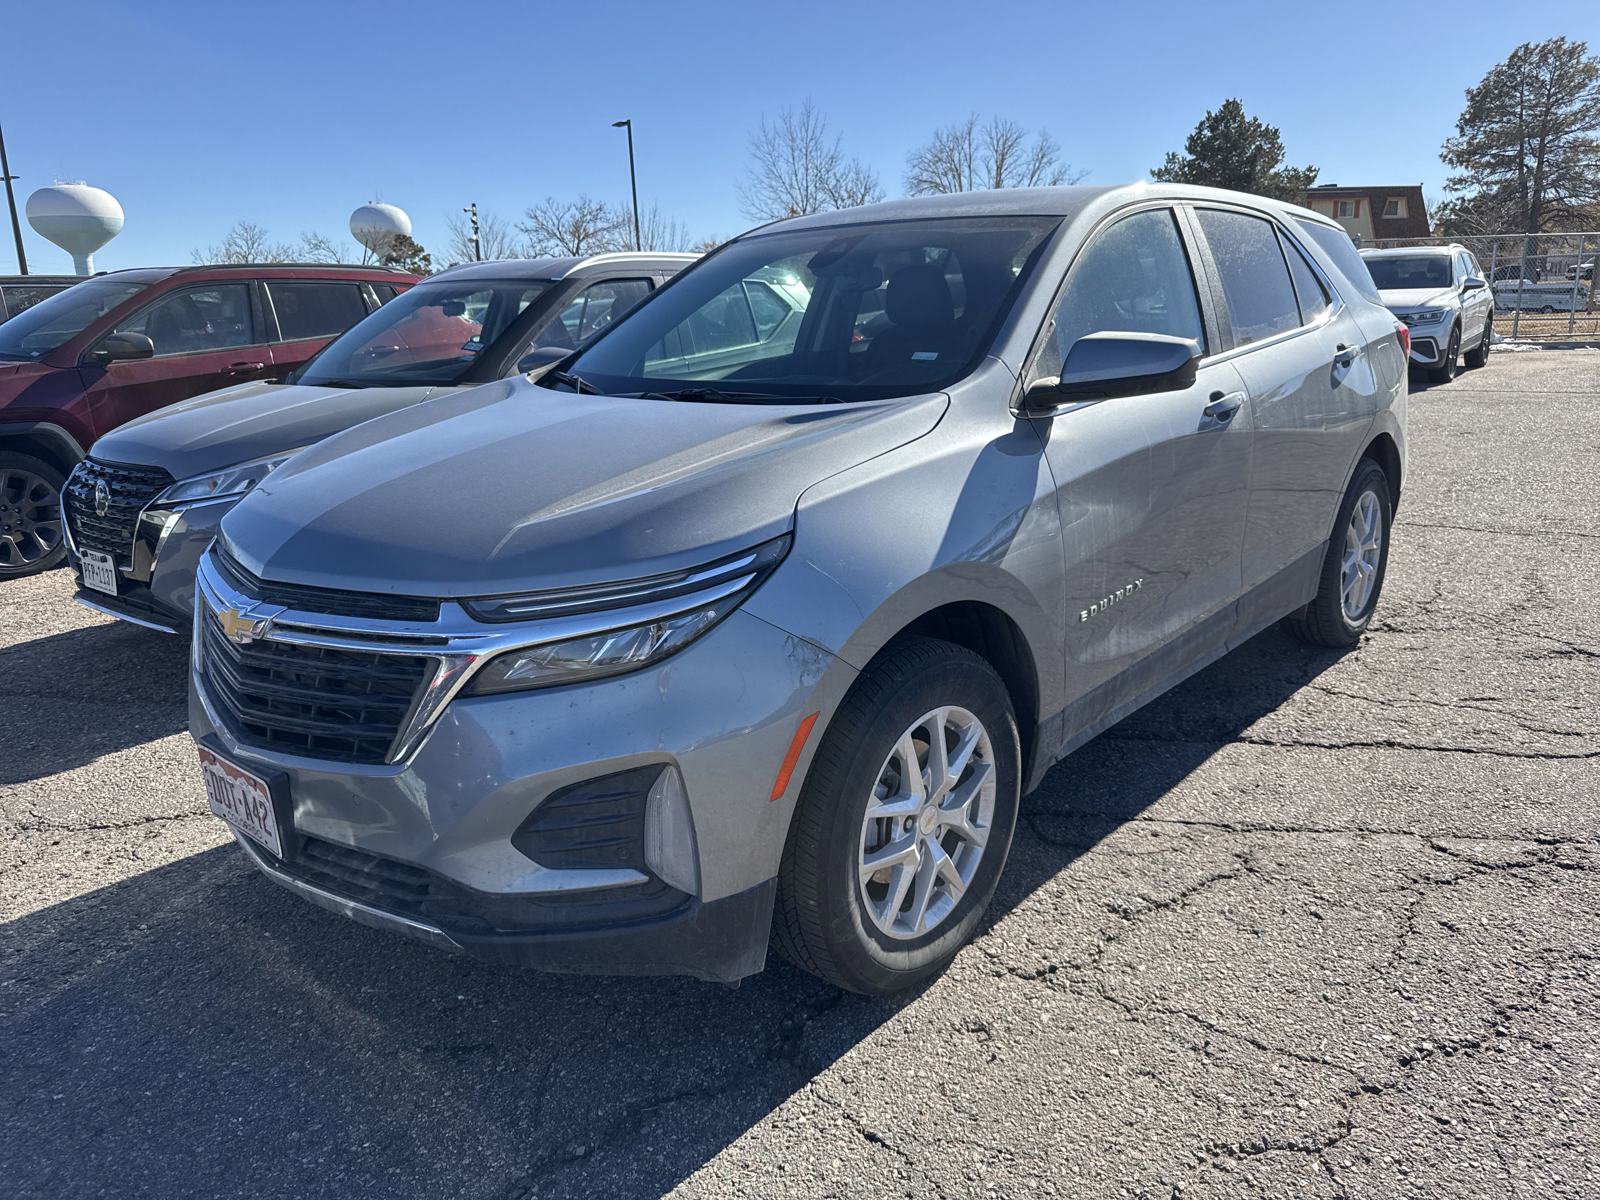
[
  {"xmin": 858, "ymin": 705, "xmax": 996, "ymax": 940},
  {"xmin": 0, "ymin": 468, "xmax": 63, "ymax": 572},
  {"xmin": 1341, "ymin": 490, "xmax": 1384, "ymax": 621}
]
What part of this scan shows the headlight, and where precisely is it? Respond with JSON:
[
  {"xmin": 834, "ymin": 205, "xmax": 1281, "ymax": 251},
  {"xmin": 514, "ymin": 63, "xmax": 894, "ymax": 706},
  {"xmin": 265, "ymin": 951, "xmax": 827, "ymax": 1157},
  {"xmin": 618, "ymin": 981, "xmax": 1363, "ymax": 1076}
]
[
  {"xmin": 463, "ymin": 535, "xmax": 790, "ymax": 695},
  {"xmin": 154, "ymin": 449, "xmax": 302, "ymax": 506},
  {"xmin": 1400, "ymin": 308, "xmax": 1447, "ymax": 326}
]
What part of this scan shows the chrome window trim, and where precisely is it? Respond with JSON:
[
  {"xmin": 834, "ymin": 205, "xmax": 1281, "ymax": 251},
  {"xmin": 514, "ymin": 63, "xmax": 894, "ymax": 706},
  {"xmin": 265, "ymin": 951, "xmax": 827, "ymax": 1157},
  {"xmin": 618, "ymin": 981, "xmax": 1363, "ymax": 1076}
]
[{"xmin": 193, "ymin": 548, "xmax": 774, "ymax": 766}]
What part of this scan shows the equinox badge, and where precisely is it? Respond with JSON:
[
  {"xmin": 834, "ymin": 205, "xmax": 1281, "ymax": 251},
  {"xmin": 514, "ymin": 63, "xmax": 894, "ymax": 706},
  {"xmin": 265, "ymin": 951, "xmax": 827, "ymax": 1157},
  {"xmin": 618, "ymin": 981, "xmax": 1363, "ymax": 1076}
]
[{"xmin": 1080, "ymin": 578, "xmax": 1144, "ymax": 623}]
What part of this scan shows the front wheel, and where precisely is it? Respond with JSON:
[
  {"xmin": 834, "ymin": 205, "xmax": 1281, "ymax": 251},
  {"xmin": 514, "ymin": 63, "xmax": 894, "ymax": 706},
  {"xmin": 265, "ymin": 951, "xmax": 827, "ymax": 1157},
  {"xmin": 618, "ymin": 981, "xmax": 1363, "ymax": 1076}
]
[
  {"xmin": 0, "ymin": 452, "xmax": 68, "ymax": 580},
  {"xmin": 1463, "ymin": 315, "xmax": 1492, "ymax": 368},
  {"xmin": 1427, "ymin": 325, "xmax": 1461, "ymax": 383},
  {"xmin": 773, "ymin": 636, "xmax": 1020, "ymax": 996},
  {"xmin": 1282, "ymin": 458, "xmax": 1394, "ymax": 648}
]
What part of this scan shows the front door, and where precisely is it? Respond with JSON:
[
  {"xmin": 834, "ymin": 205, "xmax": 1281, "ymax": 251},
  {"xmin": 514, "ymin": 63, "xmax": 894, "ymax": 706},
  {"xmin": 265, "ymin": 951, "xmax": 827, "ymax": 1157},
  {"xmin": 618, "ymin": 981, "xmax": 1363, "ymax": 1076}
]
[
  {"xmin": 1027, "ymin": 205, "xmax": 1252, "ymax": 721},
  {"xmin": 80, "ymin": 282, "xmax": 274, "ymax": 434}
]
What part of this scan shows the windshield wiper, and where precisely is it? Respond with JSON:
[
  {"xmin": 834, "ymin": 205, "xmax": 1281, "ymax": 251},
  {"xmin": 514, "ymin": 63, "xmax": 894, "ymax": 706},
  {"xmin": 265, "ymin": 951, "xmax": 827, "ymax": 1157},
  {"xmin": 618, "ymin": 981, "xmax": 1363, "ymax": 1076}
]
[
  {"xmin": 638, "ymin": 386, "xmax": 843, "ymax": 405},
  {"xmin": 543, "ymin": 369, "xmax": 599, "ymax": 394}
]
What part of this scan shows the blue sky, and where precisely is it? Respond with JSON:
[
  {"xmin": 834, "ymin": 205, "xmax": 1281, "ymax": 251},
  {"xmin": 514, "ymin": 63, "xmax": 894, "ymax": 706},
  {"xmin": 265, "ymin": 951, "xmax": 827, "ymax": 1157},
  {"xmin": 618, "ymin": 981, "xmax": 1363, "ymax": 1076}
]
[{"xmin": 4, "ymin": 0, "xmax": 1594, "ymax": 273}]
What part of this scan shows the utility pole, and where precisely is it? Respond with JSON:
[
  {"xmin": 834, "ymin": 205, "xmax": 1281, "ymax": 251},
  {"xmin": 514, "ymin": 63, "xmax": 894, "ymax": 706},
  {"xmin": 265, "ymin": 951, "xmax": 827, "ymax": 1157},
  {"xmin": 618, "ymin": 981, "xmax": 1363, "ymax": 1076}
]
[
  {"xmin": 0, "ymin": 121, "xmax": 27, "ymax": 275},
  {"xmin": 611, "ymin": 119, "xmax": 641, "ymax": 252},
  {"xmin": 462, "ymin": 202, "xmax": 481, "ymax": 261}
]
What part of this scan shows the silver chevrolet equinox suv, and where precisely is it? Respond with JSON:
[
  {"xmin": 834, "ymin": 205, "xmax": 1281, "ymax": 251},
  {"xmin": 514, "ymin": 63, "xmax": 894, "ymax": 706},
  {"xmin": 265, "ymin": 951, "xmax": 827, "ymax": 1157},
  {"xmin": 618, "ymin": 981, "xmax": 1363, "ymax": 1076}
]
[{"xmin": 190, "ymin": 185, "xmax": 1407, "ymax": 996}]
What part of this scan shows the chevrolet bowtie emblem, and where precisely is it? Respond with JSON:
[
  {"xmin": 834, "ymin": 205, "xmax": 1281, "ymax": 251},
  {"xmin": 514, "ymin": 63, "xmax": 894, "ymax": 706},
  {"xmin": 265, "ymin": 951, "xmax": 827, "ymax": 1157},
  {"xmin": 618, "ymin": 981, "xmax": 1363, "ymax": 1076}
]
[{"xmin": 215, "ymin": 602, "xmax": 282, "ymax": 645}]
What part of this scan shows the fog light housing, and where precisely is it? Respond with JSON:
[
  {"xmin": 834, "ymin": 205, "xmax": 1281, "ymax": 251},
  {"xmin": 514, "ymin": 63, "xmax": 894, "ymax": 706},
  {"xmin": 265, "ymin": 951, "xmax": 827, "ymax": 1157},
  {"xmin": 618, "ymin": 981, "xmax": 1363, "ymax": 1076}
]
[{"xmin": 644, "ymin": 765, "xmax": 699, "ymax": 895}]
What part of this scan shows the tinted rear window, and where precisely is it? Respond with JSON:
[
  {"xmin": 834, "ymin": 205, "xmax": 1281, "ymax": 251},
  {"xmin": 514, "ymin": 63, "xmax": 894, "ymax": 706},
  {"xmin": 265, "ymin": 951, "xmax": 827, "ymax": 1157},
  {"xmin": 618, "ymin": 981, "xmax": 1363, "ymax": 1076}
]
[
  {"xmin": 267, "ymin": 281, "xmax": 370, "ymax": 341},
  {"xmin": 1196, "ymin": 209, "xmax": 1301, "ymax": 346}
]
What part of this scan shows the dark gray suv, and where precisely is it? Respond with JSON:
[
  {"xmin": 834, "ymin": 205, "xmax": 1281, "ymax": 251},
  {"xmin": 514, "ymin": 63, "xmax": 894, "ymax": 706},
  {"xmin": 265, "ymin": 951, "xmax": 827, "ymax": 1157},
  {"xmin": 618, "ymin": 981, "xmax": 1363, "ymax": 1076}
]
[
  {"xmin": 62, "ymin": 253, "xmax": 694, "ymax": 631},
  {"xmin": 188, "ymin": 185, "xmax": 1407, "ymax": 995}
]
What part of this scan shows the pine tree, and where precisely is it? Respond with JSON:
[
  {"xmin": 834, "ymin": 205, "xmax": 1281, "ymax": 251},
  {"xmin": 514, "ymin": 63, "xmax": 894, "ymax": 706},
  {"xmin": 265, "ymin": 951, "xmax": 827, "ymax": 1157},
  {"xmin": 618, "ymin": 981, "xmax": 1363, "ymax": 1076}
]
[{"xmin": 1152, "ymin": 99, "xmax": 1317, "ymax": 203}]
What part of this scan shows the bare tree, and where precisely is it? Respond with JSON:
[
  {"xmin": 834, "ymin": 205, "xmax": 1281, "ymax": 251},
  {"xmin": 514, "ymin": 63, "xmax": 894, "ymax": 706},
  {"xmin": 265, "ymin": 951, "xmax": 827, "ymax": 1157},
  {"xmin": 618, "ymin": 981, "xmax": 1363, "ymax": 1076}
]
[
  {"xmin": 635, "ymin": 204, "xmax": 699, "ymax": 252},
  {"xmin": 518, "ymin": 195, "xmax": 629, "ymax": 257},
  {"xmin": 445, "ymin": 209, "xmax": 521, "ymax": 263},
  {"xmin": 740, "ymin": 99, "xmax": 882, "ymax": 221},
  {"xmin": 193, "ymin": 221, "xmax": 354, "ymax": 264},
  {"xmin": 906, "ymin": 115, "xmax": 1084, "ymax": 194}
]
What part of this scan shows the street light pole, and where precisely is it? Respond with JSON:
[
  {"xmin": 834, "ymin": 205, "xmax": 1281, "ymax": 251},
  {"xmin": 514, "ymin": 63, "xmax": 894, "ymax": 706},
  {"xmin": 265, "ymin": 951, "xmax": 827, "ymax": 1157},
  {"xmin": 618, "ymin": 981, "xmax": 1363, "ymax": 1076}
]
[
  {"xmin": 0, "ymin": 121, "xmax": 28, "ymax": 275},
  {"xmin": 463, "ymin": 202, "xmax": 481, "ymax": 261},
  {"xmin": 611, "ymin": 119, "xmax": 641, "ymax": 252}
]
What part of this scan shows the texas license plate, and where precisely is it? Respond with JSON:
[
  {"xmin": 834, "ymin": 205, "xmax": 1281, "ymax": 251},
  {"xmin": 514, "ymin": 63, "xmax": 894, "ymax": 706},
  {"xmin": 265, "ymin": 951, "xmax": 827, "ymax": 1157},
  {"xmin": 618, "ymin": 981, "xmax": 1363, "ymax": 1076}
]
[
  {"xmin": 199, "ymin": 744, "xmax": 284, "ymax": 859},
  {"xmin": 79, "ymin": 549, "xmax": 117, "ymax": 596}
]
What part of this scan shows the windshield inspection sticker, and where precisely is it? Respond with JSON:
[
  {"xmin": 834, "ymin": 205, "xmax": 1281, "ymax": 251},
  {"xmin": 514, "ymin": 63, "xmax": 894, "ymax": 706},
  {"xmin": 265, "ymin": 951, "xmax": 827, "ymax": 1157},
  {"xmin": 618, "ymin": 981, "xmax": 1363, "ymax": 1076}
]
[{"xmin": 911, "ymin": 351, "xmax": 939, "ymax": 361}]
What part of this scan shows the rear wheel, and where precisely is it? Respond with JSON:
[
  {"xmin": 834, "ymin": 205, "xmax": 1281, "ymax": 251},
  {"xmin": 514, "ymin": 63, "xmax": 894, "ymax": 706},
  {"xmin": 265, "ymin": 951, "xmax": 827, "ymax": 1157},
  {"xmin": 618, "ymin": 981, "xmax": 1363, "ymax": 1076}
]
[
  {"xmin": 1464, "ymin": 315, "xmax": 1492, "ymax": 368},
  {"xmin": 1427, "ymin": 324, "xmax": 1461, "ymax": 383},
  {"xmin": 0, "ymin": 452, "xmax": 68, "ymax": 580},
  {"xmin": 773, "ymin": 636, "xmax": 1020, "ymax": 996},
  {"xmin": 1282, "ymin": 458, "xmax": 1393, "ymax": 648}
]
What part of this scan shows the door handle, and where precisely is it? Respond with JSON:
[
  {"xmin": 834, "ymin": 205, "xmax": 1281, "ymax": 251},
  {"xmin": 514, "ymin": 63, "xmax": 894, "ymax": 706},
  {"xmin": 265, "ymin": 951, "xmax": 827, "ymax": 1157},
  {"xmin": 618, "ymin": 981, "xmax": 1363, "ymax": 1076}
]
[
  {"xmin": 223, "ymin": 361, "xmax": 267, "ymax": 375},
  {"xmin": 1334, "ymin": 342, "xmax": 1364, "ymax": 369},
  {"xmin": 1203, "ymin": 391, "xmax": 1244, "ymax": 422}
]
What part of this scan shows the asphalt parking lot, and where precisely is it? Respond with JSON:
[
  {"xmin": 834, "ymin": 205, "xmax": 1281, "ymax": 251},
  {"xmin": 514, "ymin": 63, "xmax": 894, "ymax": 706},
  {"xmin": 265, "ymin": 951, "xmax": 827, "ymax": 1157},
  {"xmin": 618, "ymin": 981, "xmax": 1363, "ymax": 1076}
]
[{"xmin": 2, "ymin": 349, "xmax": 1596, "ymax": 1200}]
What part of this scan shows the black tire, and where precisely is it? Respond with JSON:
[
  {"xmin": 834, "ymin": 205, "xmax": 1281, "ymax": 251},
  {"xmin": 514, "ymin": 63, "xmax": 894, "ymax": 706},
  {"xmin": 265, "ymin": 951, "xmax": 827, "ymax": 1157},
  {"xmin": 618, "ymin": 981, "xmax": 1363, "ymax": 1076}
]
[
  {"xmin": 773, "ymin": 635, "xmax": 1020, "ymax": 996},
  {"xmin": 1427, "ymin": 324, "xmax": 1461, "ymax": 383},
  {"xmin": 1463, "ymin": 315, "xmax": 1492, "ymax": 368},
  {"xmin": 1282, "ymin": 458, "xmax": 1394, "ymax": 648},
  {"xmin": 0, "ymin": 452, "xmax": 68, "ymax": 580}
]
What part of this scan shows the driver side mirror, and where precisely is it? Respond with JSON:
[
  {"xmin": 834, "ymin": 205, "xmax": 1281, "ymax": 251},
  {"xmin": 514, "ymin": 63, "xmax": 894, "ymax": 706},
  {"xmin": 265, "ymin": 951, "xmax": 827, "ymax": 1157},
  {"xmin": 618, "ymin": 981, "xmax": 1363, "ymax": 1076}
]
[
  {"xmin": 1022, "ymin": 331, "xmax": 1201, "ymax": 414},
  {"xmin": 86, "ymin": 331, "xmax": 155, "ymax": 366},
  {"xmin": 514, "ymin": 346, "xmax": 570, "ymax": 378},
  {"xmin": 1462, "ymin": 276, "xmax": 1488, "ymax": 291}
]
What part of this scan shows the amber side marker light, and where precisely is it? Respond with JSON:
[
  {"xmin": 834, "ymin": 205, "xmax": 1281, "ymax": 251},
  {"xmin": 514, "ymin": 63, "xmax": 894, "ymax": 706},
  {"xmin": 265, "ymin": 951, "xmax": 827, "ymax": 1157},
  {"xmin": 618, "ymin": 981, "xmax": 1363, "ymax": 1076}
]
[{"xmin": 770, "ymin": 711, "xmax": 820, "ymax": 801}]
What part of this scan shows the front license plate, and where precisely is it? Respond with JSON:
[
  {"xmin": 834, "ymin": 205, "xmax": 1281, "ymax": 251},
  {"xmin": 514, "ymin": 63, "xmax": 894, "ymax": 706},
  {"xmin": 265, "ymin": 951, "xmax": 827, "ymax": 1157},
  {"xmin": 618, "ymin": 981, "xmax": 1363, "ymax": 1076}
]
[
  {"xmin": 199, "ymin": 745, "xmax": 284, "ymax": 859},
  {"xmin": 79, "ymin": 549, "xmax": 117, "ymax": 596}
]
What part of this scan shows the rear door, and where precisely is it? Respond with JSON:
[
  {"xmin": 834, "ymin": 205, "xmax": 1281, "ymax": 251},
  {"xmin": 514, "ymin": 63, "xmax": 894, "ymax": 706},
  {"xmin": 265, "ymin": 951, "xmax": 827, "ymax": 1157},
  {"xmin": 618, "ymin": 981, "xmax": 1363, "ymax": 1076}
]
[
  {"xmin": 78, "ymin": 281, "xmax": 274, "ymax": 432},
  {"xmin": 1189, "ymin": 205, "xmax": 1382, "ymax": 608},
  {"xmin": 1029, "ymin": 204, "xmax": 1252, "ymax": 709},
  {"xmin": 263, "ymin": 279, "xmax": 373, "ymax": 375}
]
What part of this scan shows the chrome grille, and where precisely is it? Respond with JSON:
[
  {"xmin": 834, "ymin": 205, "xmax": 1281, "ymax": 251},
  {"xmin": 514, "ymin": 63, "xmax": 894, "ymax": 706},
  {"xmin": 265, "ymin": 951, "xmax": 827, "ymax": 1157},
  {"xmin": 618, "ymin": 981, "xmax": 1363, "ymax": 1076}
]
[
  {"xmin": 62, "ymin": 459, "xmax": 173, "ymax": 571},
  {"xmin": 198, "ymin": 611, "xmax": 432, "ymax": 764}
]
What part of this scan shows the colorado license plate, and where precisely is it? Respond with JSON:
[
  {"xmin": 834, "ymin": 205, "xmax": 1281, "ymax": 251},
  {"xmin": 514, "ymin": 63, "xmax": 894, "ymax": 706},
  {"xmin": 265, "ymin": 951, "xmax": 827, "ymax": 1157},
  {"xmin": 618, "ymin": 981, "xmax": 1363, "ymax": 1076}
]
[
  {"xmin": 79, "ymin": 549, "xmax": 117, "ymax": 596},
  {"xmin": 199, "ymin": 745, "xmax": 284, "ymax": 859}
]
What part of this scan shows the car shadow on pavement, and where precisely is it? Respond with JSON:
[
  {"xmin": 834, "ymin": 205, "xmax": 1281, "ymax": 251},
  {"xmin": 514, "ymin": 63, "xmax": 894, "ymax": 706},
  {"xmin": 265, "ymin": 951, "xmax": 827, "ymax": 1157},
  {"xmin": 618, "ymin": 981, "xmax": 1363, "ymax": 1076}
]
[
  {"xmin": 0, "ymin": 625, "xmax": 1353, "ymax": 1200},
  {"xmin": 0, "ymin": 621, "xmax": 190, "ymax": 786}
]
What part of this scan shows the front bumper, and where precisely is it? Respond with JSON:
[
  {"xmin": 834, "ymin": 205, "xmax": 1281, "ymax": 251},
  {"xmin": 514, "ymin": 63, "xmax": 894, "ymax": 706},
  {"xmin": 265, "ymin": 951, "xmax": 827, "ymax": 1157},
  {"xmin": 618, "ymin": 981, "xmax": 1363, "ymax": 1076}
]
[
  {"xmin": 68, "ymin": 496, "xmax": 235, "ymax": 633},
  {"xmin": 190, "ymin": 590, "xmax": 852, "ymax": 983},
  {"xmin": 1393, "ymin": 314, "xmax": 1454, "ymax": 367}
]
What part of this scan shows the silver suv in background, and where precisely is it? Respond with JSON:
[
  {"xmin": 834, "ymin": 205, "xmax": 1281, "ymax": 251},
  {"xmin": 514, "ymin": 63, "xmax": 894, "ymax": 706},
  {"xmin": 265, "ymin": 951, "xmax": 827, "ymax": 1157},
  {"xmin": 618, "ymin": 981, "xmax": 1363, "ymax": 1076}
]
[
  {"xmin": 1361, "ymin": 244, "xmax": 1493, "ymax": 382},
  {"xmin": 190, "ymin": 185, "xmax": 1407, "ymax": 995},
  {"xmin": 61, "ymin": 253, "xmax": 694, "ymax": 631}
]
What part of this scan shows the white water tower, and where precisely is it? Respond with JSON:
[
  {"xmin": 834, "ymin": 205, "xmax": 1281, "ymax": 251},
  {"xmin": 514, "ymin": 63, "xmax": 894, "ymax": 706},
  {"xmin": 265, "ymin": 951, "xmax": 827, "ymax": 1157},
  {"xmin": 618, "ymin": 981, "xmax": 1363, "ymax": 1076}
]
[
  {"xmin": 349, "ymin": 202, "xmax": 410, "ymax": 260},
  {"xmin": 27, "ymin": 184, "xmax": 124, "ymax": 275}
]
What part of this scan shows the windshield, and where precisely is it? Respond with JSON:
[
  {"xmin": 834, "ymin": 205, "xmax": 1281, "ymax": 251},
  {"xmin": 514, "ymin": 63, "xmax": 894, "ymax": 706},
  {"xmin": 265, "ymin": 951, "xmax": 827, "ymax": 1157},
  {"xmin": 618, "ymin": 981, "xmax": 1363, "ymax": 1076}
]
[
  {"xmin": 298, "ymin": 278, "xmax": 554, "ymax": 387},
  {"xmin": 0, "ymin": 277, "xmax": 146, "ymax": 361},
  {"xmin": 556, "ymin": 215, "xmax": 1060, "ymax": 403},
  {"xmin": 1364, "ymin": 255, "xmax": 1454, "ymax": 291}
]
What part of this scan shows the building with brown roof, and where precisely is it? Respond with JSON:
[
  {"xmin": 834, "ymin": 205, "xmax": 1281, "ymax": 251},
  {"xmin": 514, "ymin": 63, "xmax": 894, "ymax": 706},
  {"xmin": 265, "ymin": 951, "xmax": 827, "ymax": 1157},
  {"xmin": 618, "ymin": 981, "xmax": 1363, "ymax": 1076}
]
[{"xmin": 1305, "ymin": 184, "xmax": 1430, "ymax": 245}]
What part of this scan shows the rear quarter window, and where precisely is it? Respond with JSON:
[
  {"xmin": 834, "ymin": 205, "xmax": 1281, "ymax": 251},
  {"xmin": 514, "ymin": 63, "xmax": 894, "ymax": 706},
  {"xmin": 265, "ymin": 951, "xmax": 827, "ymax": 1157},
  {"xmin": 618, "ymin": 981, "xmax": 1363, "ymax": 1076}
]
[{"xmin": 1295, "ymin": 218, "xmax": 1383, "ymax": 305}]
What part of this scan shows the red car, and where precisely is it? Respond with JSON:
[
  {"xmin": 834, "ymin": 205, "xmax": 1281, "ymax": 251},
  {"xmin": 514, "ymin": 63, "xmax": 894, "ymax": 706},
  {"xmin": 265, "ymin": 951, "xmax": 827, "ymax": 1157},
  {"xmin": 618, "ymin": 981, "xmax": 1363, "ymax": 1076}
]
[{"xmin": 0, "ymin": 263, "xmax": 416, "ymax": 578}]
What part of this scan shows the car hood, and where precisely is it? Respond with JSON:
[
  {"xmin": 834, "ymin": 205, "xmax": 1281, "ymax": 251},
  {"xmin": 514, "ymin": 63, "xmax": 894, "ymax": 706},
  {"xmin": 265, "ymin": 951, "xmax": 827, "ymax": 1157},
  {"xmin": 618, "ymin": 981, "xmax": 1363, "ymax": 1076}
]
[
  {"xmin": 90, "ymin": 380, "xmax": 449, "ymax": 479},
  {"xmin": 0, "ymin": 358, "xmax": 58, "ymax": 394},
  {"xmin": 1378, "ymin": 287, "xmax": 1456, "ymax": 311},
  {"xmin": 223, "ymin": 376, "xmax": 949, "ymax": 598}
]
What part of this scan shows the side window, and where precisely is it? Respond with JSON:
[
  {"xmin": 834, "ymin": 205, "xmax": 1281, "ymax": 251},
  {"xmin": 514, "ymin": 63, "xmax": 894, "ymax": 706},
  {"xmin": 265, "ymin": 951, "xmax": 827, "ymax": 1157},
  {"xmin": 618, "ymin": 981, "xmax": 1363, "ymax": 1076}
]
[
  {"xmin": 1295, "ymin": 218, "xmax": 1383, "ymax": 305},
  {"xmin": 1196, "ymin": 209, "xmax": 1302, "ymax": 347},
  {"xmin": 744, "ymin": 281, "xmax": 791, "ymax": 340},
  {"xmin": 267, "ymin": 282, "xmax": 369, "ymax": 342},
  {"xmin": 686, "ymin": 283, "xmax": 759, "ymax": 353},
  {"xmin": 557, "ymin": 279, "xmax": 652, "ymax": 344},
  {"xmin": 372, "ymin": 283, "xmax": 402, "ymax": 303},
  {"xmin": 1282, "ymin": 235, "xmax": 1331, "ymax": 324},
  {"xmin": 1033, "ymin": 208, "xmax": 1204, "ymax": 380},
  {"xmin": 112, "ymin": 284, "xmax": 255, "ymax": 356}
]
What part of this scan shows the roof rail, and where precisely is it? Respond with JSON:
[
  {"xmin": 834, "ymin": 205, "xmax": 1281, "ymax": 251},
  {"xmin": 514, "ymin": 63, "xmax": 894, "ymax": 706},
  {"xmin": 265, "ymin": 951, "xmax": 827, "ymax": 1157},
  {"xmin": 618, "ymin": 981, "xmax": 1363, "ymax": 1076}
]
[{"xmin": 175, "ymin": 262, "xmax": 414, "ymax": 273}]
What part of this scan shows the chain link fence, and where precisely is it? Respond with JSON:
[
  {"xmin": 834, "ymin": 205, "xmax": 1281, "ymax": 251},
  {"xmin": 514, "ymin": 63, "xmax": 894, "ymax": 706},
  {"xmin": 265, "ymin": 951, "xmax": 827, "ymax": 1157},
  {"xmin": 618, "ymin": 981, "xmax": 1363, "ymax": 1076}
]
[{"xmin": 1366, "ymin": 230, "xmax": 1598, "ymax": 342}]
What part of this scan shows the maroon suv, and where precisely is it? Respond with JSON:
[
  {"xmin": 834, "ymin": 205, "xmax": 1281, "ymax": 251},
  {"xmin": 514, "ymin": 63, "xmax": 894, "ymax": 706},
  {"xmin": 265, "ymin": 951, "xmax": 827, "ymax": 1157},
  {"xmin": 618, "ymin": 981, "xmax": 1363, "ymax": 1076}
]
[{"xmin": 0, "ymin": 263, "xmax": 417, "ymax": 578}]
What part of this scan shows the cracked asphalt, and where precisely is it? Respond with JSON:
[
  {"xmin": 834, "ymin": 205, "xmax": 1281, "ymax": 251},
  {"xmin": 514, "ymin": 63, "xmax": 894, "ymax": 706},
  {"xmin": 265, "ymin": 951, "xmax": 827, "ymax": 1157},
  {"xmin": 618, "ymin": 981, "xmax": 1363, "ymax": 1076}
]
[{"xmin": 2, "ymin": 349, "xmax": 1597, "ymax": 1199}]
